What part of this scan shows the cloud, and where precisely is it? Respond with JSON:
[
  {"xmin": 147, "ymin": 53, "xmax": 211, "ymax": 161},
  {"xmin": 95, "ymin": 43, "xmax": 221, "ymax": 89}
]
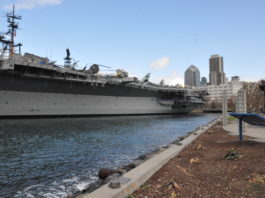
[
  {"xmin": 162, "ymin": 72, "xmax": 184, "ymax": 86},
  {"xmin": 149, "ymin": 57, "xmax": 170, "ymax": 69},
  {"xmin": 5, "ymin": 0, "xmax": 63, "ymax": 10}
]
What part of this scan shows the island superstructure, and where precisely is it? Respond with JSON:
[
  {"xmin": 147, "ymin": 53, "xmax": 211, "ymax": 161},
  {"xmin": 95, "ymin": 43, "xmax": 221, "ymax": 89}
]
[{"xmin": 0, "ymin": 6, "xmax": 207, "ymax": 118}]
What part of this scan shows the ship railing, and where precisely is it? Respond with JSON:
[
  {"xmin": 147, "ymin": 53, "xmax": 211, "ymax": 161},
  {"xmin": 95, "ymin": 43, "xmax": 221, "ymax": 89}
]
[
  {"xmin": 23, "ymin": 71, "xmax": 108, "ymax": 85},
  {"xmin": 129, "ymin": 83, "xmax": 187, "ymax": 92},
  {"xmin": 12, "ymin": 57, "xmax": 92, "ymax": 77}
]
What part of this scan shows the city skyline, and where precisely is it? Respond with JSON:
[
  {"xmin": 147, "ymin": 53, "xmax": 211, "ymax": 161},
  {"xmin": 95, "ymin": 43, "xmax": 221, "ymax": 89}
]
[{"xmin": 0, "ymin": 0, "xmax": 264, "ymax": 85}]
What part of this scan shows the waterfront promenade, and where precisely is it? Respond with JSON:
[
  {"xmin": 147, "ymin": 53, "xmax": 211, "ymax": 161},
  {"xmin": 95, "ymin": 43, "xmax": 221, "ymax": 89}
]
[{"xmin": 80, "ymin": 117, "xmax": 265, "ymax": 198}]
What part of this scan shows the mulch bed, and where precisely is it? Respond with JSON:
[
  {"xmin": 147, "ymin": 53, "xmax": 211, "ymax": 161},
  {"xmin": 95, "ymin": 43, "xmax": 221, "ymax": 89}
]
[{"xmin": 132, "ymin": 122, "xmax": 265, "ymax": 198}]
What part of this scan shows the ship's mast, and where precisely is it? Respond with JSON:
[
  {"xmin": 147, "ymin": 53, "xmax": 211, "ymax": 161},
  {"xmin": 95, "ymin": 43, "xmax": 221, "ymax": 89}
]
[{"xmin": 0, "ymin": 5, "xmax": 22, "ymax": 58}]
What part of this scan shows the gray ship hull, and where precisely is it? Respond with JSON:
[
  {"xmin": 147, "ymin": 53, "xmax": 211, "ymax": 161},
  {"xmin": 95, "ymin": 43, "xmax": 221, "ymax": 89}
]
[
  {"xmin": 0, "ymin": 70, "xmax": 202, "ymax": 118},
  {"xmin": 0, "ymin": 90, "xmax": 196, "ymax": 117}
]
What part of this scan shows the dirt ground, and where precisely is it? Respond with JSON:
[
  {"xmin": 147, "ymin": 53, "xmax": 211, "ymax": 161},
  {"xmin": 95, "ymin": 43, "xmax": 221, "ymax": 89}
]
[{"xmin": 132, "ymin": 122, "xmax": 265, "ymax": 198}]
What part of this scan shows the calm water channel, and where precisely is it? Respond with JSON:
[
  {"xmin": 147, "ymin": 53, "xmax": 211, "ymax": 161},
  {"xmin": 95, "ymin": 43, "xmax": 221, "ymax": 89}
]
[{"xmin": 0, "ymin": 113, "xmax": 218, "ymax": 198}]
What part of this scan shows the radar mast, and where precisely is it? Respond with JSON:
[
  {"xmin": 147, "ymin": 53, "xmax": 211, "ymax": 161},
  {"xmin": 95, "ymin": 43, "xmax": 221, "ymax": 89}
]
[{"xmin": 0, "ymin": 5, "xmax": 22, "ymax": 58}]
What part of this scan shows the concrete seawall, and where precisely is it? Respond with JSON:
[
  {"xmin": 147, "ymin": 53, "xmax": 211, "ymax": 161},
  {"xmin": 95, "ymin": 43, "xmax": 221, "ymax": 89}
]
[{"xmin": 77, "ymin": 116, "xmax": 222, "ymax": 198}]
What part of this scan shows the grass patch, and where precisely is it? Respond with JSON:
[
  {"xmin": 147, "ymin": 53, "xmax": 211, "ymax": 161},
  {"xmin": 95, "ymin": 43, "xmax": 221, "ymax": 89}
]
[{"xmin": 227, "ymin": 116, "xmax": 237, "ymax": 121}]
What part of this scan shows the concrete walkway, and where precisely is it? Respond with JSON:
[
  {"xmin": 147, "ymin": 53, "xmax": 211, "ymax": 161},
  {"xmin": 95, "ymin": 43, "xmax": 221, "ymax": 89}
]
[{"xmin": 224, "ymin": 121, "xmax": 265, "ymax": 143}]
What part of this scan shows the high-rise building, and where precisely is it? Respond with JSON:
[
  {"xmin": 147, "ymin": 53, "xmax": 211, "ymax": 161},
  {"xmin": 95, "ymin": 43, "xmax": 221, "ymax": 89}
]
[
  {"xmin": 209, "ymin": 54, "xmax": 226, "ymax": 85},
  {"xmin": 201, "ymin": 77, "xmax": 207, "ymax": 86},
  {"xmin": 185, "ymin": 65, "xmax": 200, "ymax": 87}
]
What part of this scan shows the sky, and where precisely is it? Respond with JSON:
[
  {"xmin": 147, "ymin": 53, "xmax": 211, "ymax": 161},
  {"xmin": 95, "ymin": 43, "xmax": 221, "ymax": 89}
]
[{"xmin": 0, "ymin": 0, "xmax": 265, "ymax": 85}]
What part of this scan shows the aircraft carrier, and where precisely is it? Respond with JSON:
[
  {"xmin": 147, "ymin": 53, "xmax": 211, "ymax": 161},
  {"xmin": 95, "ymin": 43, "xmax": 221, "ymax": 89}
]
[{"xmin": 0, "ymin": 6, "xmax": 207, "ymax": 118}]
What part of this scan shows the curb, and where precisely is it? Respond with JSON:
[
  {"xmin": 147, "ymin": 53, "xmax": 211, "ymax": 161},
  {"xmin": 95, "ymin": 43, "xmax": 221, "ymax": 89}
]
[{"xmin": 77, "ymin": 116, "xmax": 222, "ymax": 198}]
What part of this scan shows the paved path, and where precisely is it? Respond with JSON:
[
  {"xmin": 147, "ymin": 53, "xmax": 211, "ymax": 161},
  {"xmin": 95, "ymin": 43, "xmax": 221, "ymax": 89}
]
[{"xmin": 224, "ymin": 121, "xmax": 265, "ymax": 143}]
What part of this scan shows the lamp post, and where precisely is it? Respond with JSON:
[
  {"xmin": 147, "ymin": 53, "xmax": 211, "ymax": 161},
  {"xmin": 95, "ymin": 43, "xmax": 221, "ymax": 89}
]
[{"xmin": 222, "ymin": 91, "xmax": 228, "ymax": 126}]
